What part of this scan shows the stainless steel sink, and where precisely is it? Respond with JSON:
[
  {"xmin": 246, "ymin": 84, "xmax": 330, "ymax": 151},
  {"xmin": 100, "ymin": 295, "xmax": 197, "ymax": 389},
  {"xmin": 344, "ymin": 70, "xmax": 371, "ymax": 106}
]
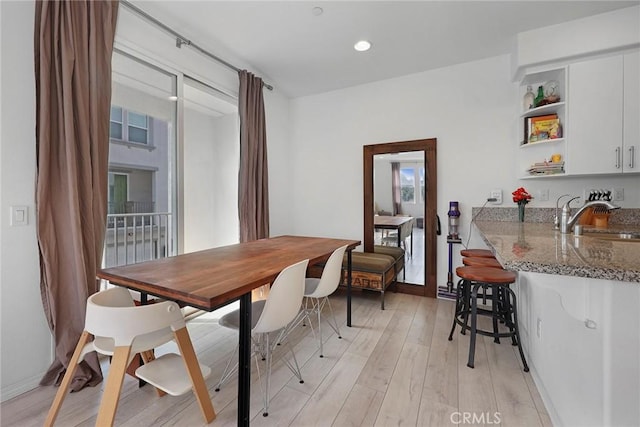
[{"xmin": 584, "ymin": 231, "xmax": 640, "ymax": 242}]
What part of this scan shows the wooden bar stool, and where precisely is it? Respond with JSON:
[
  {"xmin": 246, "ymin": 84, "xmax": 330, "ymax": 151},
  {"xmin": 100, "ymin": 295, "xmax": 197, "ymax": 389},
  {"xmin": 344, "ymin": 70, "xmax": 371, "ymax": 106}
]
[
  {"xmin": 462, "ymin": 257, "xmax": 503, "ymax": 269},
  {"xmin": 460, "ymin": 248, "xmax": 495, "ymax": 258},
  {"xmin": 448, "ymin": 266, "xmax": 529, "ymax": 371}
]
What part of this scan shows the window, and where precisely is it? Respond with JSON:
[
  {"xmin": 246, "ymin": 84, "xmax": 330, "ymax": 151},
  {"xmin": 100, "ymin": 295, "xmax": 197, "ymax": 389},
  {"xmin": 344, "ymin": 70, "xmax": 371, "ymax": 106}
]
[
  {"xmin": 109, "ymin": 106, "xmax": 149, "ymax": 145},
  {"xmin": 110, "ymin": 106, "xmax": 123, "ymax": 139},
  {"xmin": 127, "ymin": 111, "xmax": 148, "ymax": 144},
  {"xmin": 400, "ymin": 168, "xmax": 415, "ymax": 203}
]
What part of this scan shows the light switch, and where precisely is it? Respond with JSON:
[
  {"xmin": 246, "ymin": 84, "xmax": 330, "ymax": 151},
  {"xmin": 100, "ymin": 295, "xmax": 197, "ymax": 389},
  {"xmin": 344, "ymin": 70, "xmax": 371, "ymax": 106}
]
[{"xmin": 10, "ymin": 206, "xmax": 28, "ymax": 226}]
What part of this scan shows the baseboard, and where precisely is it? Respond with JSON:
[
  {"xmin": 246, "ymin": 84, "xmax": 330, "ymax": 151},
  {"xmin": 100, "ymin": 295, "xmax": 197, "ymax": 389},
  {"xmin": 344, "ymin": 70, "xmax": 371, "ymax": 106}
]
[
  {"xmin": 1, "ymin": 371, "xmax": 45, "ymax": 403},
  {"xmin": 527, "ymin": 361, "xmax": 563, "ymax": 427}
]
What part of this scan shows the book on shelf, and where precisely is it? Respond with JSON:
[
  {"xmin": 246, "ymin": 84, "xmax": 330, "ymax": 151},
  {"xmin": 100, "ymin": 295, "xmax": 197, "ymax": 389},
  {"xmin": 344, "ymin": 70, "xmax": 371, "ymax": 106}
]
[
  {"xmin": 528, "ymin": 159, "xmax": 565, "ymax": 175},
  {"xmin": 524, "ymin": 114, "xmax": 562, "ymax": 144}
]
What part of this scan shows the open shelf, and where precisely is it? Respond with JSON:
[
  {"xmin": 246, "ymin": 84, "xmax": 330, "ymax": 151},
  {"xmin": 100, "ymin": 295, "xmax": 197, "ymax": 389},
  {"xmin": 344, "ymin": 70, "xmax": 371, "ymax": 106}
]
[{"xmin": 520, "ymin": 138, "xmax": 565, "ymax": 148}]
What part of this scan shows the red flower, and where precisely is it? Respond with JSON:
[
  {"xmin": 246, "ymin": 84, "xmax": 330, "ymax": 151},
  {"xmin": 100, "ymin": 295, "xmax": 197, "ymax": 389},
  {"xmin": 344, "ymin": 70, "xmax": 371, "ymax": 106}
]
[{"xmin": 512, "ymin": 187, "xmax": 532, "ymax": 204}]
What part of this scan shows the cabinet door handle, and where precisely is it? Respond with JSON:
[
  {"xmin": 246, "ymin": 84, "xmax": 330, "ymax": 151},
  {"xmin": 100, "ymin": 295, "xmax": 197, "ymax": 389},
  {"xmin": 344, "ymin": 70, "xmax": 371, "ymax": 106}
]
[
  {"xmin": 615, "ymin": 147, "xmax": 621, "ymax": 169},
  {"xmin": 630, "ymin": 146, "xmax": 635, "ymax": 169}
]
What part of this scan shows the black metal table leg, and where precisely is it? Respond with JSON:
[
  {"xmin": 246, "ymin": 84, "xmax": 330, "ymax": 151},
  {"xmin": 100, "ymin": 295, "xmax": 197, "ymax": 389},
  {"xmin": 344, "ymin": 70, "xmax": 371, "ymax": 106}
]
[
  {"xmin": 347, "ymin": 249, "xmax": 352, "ymax": 327},
  {"xmin": 238, "ymin": 293, "xmax": 252, "ymax": 426}
]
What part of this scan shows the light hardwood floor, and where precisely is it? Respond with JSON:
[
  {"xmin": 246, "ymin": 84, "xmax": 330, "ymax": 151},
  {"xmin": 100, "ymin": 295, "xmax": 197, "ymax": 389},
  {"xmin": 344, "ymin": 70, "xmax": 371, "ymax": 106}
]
[{"xmin": 1, "ymin": 290, "xmax": 552, "ymax": 426}]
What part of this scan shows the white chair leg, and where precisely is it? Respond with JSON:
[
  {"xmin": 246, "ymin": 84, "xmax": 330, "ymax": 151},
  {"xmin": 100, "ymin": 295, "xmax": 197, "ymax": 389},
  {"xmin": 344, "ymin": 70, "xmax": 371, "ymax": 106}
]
[
  {"xmin": 215, "ymin": 342, "xmax": 239, "ymax": 392},
  {"xmin": 283, "ymin": 341, "xmax": 304, "ymax": 384},
  {"xmin": 317, "ymin": 299, "xmax": 324, "ymax": 357},
  {"xmin": 325, "ymin": 297, "xmax": 342, "ymax": 339}
]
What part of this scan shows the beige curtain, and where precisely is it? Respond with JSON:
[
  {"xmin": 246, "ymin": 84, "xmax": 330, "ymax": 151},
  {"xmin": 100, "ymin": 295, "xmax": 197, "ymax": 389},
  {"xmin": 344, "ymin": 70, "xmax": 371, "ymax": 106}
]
[
  {"xmin": 35, "ymin": 0, "xmax": 118, "ymax": 391},
  {"xmin": 391, "ymin": 162, "xmax": 402, "ymax": 215},
  {"xmin": 238, "ymin": 70, "xmax": 269, "ymax": 242}
]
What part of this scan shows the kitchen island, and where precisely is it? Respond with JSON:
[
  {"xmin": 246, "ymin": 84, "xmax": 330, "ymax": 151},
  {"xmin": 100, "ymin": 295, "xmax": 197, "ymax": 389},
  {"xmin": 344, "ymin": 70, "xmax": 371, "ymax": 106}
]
[
  {"xmin": 471, "ymin": 220, "xmax": 640, "ymax": 427},
  {"xmin": 474, "ymin": 221, "xmax": 640, "ymax": 282}
]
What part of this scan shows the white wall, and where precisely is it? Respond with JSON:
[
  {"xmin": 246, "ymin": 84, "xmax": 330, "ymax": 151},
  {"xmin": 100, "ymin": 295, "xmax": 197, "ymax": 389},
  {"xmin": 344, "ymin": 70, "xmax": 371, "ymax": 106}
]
[
  {"xmin": 211, "ymin": 112, "xmax": 240, "ymax": 247},
  {"xmin": 288, "ymin": 54, "xmax": 520, "ymax": 287},
  {"xmin": 514, "ymin": 5, "xmax": 640, "ymax": 78},
  {"xmin": 264, "ymin": 89, "xmax": 293, "ymax": 237},
  {"xmin": 373, "ymin": 157, "xmax": 392, "ymax": 213},
  {"xmin": 287, "ymin": 51, "xmax": 640, "ymax": 289},
  {"xmin": 1, "ymin": 0, "xmax": 53, "ymax": 400},
  {"xmin": 183, "ymin": 107, "xmax": 218, "ymax": 252}
]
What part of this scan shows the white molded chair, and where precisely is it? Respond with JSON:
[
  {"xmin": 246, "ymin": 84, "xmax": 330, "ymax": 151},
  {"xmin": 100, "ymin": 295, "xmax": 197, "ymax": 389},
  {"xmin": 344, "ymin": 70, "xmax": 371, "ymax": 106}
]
[
  {"xmin": 303, "ymin": 245, "xmax": 348, "ymax": 357},
  {"xmin": 44, "ymin": 286, "xmax": 215, "ymax": 427},
  {"xmin": 215, "ymin": 258, "xmax": 309, "ymax": 417}
]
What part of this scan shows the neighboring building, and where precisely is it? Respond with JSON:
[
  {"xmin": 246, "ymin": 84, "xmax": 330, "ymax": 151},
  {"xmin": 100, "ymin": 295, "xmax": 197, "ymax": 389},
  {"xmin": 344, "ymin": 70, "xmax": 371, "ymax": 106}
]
[
  {"xmin": 108, "ymin": 105, "xmax": 169, "ymax": 215},
  {"xmin": 104, "ymin": 106, "xmax": 172, "ymax": 267}
]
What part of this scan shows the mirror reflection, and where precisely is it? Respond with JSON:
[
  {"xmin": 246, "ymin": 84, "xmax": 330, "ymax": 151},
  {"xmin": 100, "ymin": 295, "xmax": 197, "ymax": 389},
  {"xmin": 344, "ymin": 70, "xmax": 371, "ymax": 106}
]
[{"xmin": 373, "ymin": 151, "xmax": 425, "ymax": 285}]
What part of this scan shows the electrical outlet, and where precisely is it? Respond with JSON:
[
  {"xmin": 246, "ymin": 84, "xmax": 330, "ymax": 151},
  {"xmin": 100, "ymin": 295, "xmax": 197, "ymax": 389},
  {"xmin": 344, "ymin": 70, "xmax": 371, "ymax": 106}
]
[
  {"xmin": 613, "ymin": 187, "xmax": 624, "ymax": 201},
  {"xmin": 490, "ymin": 189, "xmax": 502, "ymax": 204},
  {"xmin": 536, "ymin": 318, "xmax": 542, "ymax": 339},
  {"xmin": 538, "ymin": 189, "xmax": 549, "ymax": 201}
]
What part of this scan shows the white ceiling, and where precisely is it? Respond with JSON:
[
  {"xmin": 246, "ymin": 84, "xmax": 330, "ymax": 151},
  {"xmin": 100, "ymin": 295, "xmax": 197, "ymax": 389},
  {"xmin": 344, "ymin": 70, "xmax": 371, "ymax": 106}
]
[{"xmin": 132, "ymin": 1, "xmax": 639, "ymax": 98}]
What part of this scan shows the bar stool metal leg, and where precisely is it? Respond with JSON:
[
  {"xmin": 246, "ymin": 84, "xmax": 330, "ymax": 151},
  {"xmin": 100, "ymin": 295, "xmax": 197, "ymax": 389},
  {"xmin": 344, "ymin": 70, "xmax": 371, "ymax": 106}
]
[
  {"xmin": 448, "ymin": 279, "xmax": 465, "ymax": 340},
  {"xmin": 492, "ymin": 286, "xmax": 500, "ymax": 344},
  {"xmin": 505, "ymin": 285, "xmax": 529, "ymax": 372},
  {"xmin": 467, "ymin": 283, "xmax": 481, "ymax": 369}
]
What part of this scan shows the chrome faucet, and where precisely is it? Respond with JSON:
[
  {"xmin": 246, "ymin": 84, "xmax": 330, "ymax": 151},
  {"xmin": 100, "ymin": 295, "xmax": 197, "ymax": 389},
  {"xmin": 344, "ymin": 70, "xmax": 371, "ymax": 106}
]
[
  {"xmin": 553, "ymin": 194, "xmax": 572, "ymax": 229},
  {"xmin": 560, "ymin": 198, "xmax": 620, "ymax": 234}
]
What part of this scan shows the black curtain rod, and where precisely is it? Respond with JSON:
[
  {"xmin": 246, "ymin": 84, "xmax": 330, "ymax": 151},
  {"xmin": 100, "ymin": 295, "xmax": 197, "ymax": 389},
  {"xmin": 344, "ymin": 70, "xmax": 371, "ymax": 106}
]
[{"xmin": 120, "ymin": 0, "xmax": 274, "ymax": 91}]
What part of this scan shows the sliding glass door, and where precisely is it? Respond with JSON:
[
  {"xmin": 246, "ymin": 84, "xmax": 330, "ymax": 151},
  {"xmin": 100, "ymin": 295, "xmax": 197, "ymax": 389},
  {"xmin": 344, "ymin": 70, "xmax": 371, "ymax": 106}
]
[
  {"xmin": 182, "ymin": 76, "xmax": 239, "ymax": 252},
  {"xmin": 106, "ymin": 50, "xmax": 177, "ymax": 267},
  {"xmin": 105, "ymin": 49, "xmax": 241, "ymax": 266}
]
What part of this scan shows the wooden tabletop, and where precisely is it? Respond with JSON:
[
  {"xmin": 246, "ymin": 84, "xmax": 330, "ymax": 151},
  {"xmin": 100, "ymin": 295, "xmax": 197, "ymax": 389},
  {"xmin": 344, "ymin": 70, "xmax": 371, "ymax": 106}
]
[
  {"xmin": 98, "ymin": 235, "xmax": 360, "ymax": 311},
  {"xmin": 374, "ymin": 215, "xmax": 414, "ymax": 228}
]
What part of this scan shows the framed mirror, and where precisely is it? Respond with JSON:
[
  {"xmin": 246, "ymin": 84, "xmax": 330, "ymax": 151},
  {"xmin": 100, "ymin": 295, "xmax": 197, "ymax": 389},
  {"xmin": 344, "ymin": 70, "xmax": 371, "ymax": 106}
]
[{"xmin": 364, "ymin": 138, "xmax": 437, "ymax": 298}]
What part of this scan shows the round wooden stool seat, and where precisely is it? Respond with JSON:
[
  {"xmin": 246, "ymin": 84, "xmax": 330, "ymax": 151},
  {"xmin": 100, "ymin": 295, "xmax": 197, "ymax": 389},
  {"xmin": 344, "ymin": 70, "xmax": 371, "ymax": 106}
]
[
  {"xmin": 460, "ymin": 249, "xmax": 494, "ymax": 258},
  {"xmin": 462, "ymin": 257, "xmax": 503, "ymax": 269},
  {"xmin": 455, "ymin": 266, "xmax": 516, "ymax": 284}
]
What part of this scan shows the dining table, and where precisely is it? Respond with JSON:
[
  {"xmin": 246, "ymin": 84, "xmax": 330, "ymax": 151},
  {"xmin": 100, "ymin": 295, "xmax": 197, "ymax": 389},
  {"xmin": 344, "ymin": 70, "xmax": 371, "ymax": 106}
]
[
  {"xmin": 374, "ymin": 215, "xmax": 414, "ymax": 254},
  {"xmin": 97, "ymin": 235, "xmax": 361, "ymax": 426}
]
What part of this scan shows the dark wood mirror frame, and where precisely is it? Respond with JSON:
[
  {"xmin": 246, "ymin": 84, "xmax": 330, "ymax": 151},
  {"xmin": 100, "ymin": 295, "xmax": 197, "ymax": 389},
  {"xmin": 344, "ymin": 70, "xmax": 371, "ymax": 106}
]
[{"xmin": 364, "ymin": 138, "xmax": 437, "ymax": 298}]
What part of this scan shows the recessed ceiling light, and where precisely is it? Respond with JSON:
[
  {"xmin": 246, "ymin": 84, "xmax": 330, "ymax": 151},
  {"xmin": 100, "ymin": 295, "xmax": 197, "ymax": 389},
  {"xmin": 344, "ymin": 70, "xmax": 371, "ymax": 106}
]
[
  {"xmin": 312, "ymin": 7, "xmax": 323, "ymax": 16},
  {"xmin": 354, "ymin": 40, "xmax": 371, "ymax": 52}
]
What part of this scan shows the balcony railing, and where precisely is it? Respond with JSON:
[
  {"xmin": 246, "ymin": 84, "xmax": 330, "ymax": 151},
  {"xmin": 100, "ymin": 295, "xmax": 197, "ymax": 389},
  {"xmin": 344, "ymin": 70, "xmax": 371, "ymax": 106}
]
[
  {"xmin": 103, "ymin": 212, "xmax": 172, "ymax": 268},
  {"xmin": 108, "ymin": 201, "xmax": 155, "ymax": 215}
]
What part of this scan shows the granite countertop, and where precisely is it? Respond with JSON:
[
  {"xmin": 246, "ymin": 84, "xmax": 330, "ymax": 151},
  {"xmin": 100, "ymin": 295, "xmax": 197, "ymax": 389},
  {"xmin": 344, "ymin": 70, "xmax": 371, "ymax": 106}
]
[{"xmin": 474, "ymin": 221, "xmax": 640, "ymax": 283}]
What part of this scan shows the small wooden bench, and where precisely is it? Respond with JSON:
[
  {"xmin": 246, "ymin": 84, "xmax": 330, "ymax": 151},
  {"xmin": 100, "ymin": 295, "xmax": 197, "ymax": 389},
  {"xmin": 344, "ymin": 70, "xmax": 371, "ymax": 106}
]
[
  {"xmin": 373, "ymin": 245, "xmax": 405, "ymax": 281},
  {"xmin": 308, "ymin": 252, "xmax": 397, "ymax": 310}
]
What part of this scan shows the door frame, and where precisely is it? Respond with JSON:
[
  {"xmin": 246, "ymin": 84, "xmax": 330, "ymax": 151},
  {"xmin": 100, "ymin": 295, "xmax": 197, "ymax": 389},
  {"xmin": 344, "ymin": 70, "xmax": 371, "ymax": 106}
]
[{"xmin": 363, "ymin": 138, "xmax": 437, "ymax": 298}]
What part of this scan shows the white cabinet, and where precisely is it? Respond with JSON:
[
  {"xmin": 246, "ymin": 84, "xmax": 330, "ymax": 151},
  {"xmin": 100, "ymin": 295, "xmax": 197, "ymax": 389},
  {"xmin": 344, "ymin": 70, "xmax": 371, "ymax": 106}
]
[
  {"xmin": 516, "ymin": 272, "xmax": 640, "ymax": 426},
  {"xmin": 623, "ymin": 51, "xmax": 639, "ymax": 173},
  {"xmin": 567, "ymin": 55, "xmax": 624, "ymax": 175},
  {"xmin": 518, "ymin": 50, "xmax": 639, "ymax": 178},
  {"xmin": 567, "ymin": 52, "xmax": 639, "ymax": 175}
]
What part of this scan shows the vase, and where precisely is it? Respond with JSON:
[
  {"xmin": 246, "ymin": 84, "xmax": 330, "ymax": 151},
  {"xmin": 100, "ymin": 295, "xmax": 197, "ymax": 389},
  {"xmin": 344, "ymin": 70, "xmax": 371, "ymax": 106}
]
[{"xmin": 518, "ymin": 203, "xmax": 526, "ymax": 222}]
